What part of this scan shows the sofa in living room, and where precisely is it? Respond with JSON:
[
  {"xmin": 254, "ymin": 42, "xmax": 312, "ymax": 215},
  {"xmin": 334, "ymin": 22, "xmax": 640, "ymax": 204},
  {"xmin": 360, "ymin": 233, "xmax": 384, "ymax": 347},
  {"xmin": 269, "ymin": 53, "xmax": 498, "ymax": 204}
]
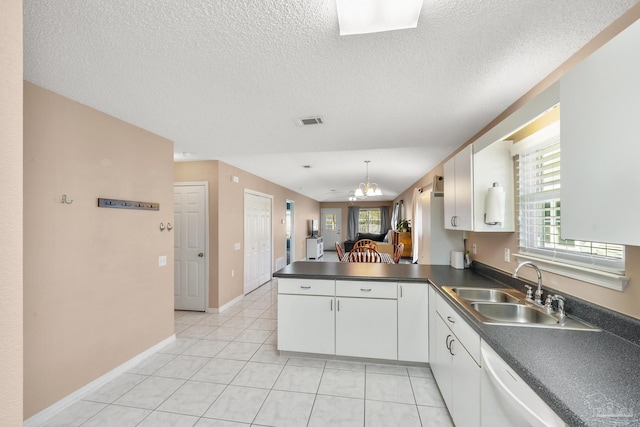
[{"xmin": 343, "ymin": 231, "xmax": 394, "ymax": 255}]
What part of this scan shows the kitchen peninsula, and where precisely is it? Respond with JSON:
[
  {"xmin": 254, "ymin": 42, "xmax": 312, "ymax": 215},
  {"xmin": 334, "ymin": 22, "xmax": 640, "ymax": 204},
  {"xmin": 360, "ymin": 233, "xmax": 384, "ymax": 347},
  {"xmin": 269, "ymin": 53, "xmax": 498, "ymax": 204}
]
[{"xmin": 273, "ymin": 261, "xmax": 640, "ymax": 427}]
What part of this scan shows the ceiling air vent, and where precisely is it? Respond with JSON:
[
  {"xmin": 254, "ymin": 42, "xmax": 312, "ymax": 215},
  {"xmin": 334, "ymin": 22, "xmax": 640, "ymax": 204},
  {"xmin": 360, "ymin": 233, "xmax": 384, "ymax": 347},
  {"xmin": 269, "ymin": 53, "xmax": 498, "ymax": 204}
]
[{"xmin": 295, "ymin": 116, "xmax": 324, "ymax": 126}]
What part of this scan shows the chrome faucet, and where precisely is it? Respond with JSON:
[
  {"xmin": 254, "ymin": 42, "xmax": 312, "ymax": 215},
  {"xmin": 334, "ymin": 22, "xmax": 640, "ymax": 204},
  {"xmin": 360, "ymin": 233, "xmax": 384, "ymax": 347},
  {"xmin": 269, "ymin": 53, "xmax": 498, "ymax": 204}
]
[{"xmin": 513, "ymin": 261, "xmax": 544, "ymax": 305}]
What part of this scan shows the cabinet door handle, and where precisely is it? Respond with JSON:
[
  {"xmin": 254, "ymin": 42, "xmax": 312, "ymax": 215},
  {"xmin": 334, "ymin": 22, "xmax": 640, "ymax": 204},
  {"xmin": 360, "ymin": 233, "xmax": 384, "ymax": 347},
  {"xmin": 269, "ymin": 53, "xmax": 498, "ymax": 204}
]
[
  {"xmin": 451, "ymin": 217, "xmax": 455, "ymax": 227},
  {"xmin": 445, "ymin": 334, "xmax": 452, "ymax": 351},
  {"xmin": 300, "ymin": 285, "xmax": 311, "ymax": 289},
  {"xmin": 400, "ymin": 286, "xmax": 403, "ymax": 298},
  {"xmin": 360, "ymin": 288, "xmax": 372, "ymax": 292},
  {"xmin": 449, "ymin": 339, "xmax": 456, "ymax": 356},
  {"xmin": 337, "ymin": 300, "xmax": 340, "ymax": 311},
  {"xmin": 447, "ymin": 316, "xmax": 455, "ymax": 324},
  {"xmin": 330, "ymin": 299, "xmax": 333, "ymax": 311}
]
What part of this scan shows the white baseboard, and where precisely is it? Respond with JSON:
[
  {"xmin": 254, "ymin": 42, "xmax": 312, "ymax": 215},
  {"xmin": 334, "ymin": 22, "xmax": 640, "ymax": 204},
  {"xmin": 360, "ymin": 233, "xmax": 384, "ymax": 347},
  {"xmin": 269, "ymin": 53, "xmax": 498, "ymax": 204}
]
[
  {"xmin": 24, "ymin": 334, "xmax": 176, "ymax": 427},
  {"xmin": 206, "ymin": 294, "xmax": 243, "ymax": 314}
]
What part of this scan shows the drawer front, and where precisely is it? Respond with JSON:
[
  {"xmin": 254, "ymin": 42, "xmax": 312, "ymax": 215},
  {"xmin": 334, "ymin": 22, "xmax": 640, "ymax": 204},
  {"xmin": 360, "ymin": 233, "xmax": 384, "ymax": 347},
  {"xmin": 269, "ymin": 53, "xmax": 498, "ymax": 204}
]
[
  {"xmin": 336, "ymin": 280, "xmax": 397, "ymax": 299},
  {"xmin": 278, "ymin": 278, "xmax": 335, "ymax": 296},
  {"xmin": 436, "ymin": 293, "xmax": 481, "ymax": 364}
]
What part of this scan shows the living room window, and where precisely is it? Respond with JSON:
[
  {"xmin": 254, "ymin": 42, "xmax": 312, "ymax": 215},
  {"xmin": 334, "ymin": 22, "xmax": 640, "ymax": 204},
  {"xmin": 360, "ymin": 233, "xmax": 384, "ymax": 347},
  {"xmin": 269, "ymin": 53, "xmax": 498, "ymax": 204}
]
[
  {"xmin": 514, "ymin": 120, "xmax": 625, "ymax": 283},
  {"xmin": 358, "ymin": 208, "xmax": 381, "ymax": 234}
]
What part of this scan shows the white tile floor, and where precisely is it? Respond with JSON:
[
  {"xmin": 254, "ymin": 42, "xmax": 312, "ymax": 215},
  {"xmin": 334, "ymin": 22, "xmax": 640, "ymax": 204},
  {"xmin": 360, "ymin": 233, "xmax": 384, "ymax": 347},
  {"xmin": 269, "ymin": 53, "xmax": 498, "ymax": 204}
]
[{"xmin": 42, "ymin": 279, "xmax": 453, "ymax": 427}]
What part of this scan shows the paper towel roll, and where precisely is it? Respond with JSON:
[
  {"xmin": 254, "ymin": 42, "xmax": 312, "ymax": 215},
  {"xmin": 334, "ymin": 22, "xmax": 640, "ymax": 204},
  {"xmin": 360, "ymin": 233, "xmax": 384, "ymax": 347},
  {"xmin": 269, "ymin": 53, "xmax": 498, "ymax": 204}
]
[
  {"xmin": 485, "ymin": 182, "xmax": 505, "ymax": 225},
  {"xmin": 451, "ymin": 251, "xmax": 465, "ymax": 269}
]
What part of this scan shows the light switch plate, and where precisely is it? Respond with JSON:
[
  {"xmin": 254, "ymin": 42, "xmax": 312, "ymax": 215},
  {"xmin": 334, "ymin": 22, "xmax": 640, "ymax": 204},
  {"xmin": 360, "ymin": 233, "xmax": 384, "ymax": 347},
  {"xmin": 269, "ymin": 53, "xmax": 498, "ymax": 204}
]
[{"xmin": 159, "ymin": 255, "xmax": 167, "ymax": 266}]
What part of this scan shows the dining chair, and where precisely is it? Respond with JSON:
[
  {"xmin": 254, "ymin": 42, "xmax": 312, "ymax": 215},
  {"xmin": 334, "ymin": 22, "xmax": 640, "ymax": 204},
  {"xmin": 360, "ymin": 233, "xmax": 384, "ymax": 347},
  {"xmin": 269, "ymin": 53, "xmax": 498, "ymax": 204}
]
[
  {"xmin": 353, "ymin": 239, "xmax": 379, "ymax": 250},
  {"xmin": 393, "ymin": 243, "xmax": 405, "ymax": 263},
  {"xmin": 346, "ymin": 246, "xmax": 382, "ymax": 263},
  {"xmin": 335, "ymin": 242, "xmax": 345, "ymax": 261}
]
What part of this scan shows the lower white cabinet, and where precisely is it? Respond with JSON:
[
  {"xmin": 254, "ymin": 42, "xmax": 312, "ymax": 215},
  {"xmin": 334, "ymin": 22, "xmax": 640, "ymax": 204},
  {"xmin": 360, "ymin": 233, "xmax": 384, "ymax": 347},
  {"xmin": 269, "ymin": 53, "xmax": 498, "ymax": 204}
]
[
  {"xmin": 336, "ymin": 297, "xmax": 397, "ymax": 360},
  {"xmin": 277, "ymin": 278, "xmax": 428, "ymax": 363},
  {"xmin": 277, "ymin": 294, "xmax": 335, "ymax": 355},
  {"xmin": 398, "ymin": 283, "xmax": 429, "ymax": 362},
  {"xmin": 431, "ymin": 290, "xmax": 481, "ymax": 427}
]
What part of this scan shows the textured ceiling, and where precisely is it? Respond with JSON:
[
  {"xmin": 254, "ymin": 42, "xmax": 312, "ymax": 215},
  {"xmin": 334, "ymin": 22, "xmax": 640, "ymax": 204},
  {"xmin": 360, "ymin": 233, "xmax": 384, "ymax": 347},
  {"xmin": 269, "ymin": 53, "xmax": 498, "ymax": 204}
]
[{"xmin": 24, "ymin": 0, "xmax": 638, "ymax": 201}]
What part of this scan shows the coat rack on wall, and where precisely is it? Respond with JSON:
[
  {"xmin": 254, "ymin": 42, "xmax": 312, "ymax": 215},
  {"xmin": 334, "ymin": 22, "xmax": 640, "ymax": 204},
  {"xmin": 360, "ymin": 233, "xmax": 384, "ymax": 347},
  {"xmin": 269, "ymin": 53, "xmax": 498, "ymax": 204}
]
[{"xmin": 97, "ymin": 198, "xmax": 159, "ymax": 211}]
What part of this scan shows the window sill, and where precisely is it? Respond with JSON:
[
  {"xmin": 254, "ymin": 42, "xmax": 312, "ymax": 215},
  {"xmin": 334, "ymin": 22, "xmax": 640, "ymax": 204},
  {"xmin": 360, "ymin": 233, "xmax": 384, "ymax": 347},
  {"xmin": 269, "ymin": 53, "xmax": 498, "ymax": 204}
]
[{"xmin": 513, "ymin": 253, "xmax": 629, "ymax": 292}]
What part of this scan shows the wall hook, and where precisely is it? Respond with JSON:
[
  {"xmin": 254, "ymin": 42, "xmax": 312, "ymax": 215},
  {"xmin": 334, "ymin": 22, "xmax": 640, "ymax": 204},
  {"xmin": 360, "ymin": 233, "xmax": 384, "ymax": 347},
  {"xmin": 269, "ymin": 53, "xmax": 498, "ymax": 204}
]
[
  {"xmin": 167, "ymin": 222, "xmax": 173, "ymax": 231},
  {"xmin": 61, "ymin": 194, "xmax": 73, "ymax": 204},
  {"xmin": 159, "ymin": 223, "xmax": 165, "ymax": 231}
]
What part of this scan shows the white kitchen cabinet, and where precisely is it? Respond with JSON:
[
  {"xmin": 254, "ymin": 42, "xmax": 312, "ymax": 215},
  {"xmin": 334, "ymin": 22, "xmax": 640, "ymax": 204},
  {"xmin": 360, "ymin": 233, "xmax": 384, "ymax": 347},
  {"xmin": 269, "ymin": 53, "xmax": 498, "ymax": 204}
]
[
  {"xmin": 277, "ymin": 294, "xmax": 335, "ymax": 355},
  {"xmin": 445, "ymin": 142, "xmax": 515, "ymax": 232},
  {"xmin": 444, "ymin": 144, "xmax": 474, "ymax": 230},
  {"xmin": 335, "ymin": 280, "xmax": 397, "ymax": 360},
  {"xmin": 277, "ymin": 278, "xmax": 335, "ymax": 355},
  {"xmin": 428, "ymin": 286, "xmax": 437, "ymax": 363},
  {"xmin": 398, "ymin": 282, "xmax": 429, "ymax": 363},
  {"xmin": 335, "ymin": 296, "xmax": 398, "ymax": 360},
  {"xmin": 560, "ymin": 18, "xmax": 640, "ymax": 246},
  {"xmin": 431, "ymin": 291, "xmax": 481, "ymax": 427}
]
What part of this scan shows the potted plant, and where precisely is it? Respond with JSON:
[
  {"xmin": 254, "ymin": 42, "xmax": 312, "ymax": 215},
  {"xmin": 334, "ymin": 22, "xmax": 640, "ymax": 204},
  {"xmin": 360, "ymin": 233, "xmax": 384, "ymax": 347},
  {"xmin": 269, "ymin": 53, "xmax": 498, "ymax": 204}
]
[{"xmin": 396, "ymin": 219, "xmax": 411, "ymax": 232}]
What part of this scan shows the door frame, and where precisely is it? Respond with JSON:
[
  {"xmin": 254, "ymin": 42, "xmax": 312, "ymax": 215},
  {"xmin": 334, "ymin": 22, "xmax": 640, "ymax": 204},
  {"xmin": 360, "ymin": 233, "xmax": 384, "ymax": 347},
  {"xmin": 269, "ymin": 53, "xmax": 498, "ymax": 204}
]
[
  {"xmin": 244, "ymin": 189, "xmax": 274, "ymax": 294},
  {"xmin": 174, "ymin": 181, "xmax": 209, "ymax": 311},
  {"xmin": 286, "ymin": 199, "xmax": 295, "ymax": 264}
]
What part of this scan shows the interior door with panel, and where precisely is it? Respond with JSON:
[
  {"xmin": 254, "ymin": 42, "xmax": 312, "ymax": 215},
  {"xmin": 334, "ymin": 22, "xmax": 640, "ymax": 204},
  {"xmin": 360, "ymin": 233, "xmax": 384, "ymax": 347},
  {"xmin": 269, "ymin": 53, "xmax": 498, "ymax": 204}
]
[
  {"xmin": 244, "ymin": 191, "xmax": 272, "ymax": 294},
  {"xmin": 320, "ymin": 208, "xmax": 342, "ymax": 251},
  {"xmin": 174, "ymin": 184, "xmax": 207, "ymax": 311}
]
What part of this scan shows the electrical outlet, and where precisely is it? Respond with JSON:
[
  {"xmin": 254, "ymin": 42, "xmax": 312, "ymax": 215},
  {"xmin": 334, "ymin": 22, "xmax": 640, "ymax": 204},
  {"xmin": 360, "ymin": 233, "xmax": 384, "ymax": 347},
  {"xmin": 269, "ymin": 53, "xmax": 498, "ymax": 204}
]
[
  {"xmin": 234, "ymin": 243, "xmax": 241, "ymax": 250},
  {"xmin": 504, "ymin": 248, "xmax": 510, "ymax": 263},
  {"xmin": 158, "ymin": 255, "xmax": 167, "ymax": 266},
  {"xmin": 472, "ymin": 244, "xmax": 477, "ymax": 255},
  {"xmin": 231, "ymin": 269, "xmax": 235, "ymax": 277}
]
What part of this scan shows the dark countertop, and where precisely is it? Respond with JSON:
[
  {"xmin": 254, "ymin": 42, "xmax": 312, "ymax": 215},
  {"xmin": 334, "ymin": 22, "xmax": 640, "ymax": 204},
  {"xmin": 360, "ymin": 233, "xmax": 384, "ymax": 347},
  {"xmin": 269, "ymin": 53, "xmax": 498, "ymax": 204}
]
[{"xmin": 274, "ymin": 261, "xmax": 640, "ymax": 427}]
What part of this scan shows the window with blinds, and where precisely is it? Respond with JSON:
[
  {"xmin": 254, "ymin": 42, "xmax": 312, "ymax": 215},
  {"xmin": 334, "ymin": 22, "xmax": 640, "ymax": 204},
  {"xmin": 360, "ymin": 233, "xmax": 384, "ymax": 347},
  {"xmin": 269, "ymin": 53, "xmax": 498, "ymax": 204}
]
[{"xmin": 515, "ymin": 135, "xmax": 625, "ymax": 273}]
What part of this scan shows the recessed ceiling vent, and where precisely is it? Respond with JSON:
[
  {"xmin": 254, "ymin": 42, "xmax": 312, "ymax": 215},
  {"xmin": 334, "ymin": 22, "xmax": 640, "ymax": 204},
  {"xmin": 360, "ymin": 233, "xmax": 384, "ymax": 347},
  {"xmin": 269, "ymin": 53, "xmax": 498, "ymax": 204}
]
[{"xmin": 295, "ymin": 116, "xmax": 324, "ymax": 126}]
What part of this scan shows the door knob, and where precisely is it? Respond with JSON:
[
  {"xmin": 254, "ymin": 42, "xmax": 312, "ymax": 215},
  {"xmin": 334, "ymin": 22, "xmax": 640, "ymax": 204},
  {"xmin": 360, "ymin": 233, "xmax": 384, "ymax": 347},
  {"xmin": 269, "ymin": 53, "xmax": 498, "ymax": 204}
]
[{"xmin": 198, "ymin": 253, "xmax": 204, "ymax": 257}]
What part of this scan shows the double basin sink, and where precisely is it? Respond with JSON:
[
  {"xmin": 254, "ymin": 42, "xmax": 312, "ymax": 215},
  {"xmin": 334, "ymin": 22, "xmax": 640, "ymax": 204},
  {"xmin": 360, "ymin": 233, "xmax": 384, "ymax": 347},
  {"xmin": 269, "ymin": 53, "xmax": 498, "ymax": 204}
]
[{"xmin": 442, "ymin": 286, "xmax": 600, "ymax": 331}]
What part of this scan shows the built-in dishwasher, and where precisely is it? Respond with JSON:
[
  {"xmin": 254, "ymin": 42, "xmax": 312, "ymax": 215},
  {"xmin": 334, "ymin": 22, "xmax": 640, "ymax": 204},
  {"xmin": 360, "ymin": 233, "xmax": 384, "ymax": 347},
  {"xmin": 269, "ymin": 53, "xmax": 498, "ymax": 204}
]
[{"xmin": 480, "ymin": 341, "xmax": 567, "ymax": 427}]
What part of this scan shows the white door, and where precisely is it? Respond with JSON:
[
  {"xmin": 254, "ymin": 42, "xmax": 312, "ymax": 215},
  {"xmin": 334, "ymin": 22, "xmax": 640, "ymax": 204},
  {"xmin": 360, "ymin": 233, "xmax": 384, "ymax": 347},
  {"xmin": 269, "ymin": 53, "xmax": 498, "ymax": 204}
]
[
  {"xmin": 398, "ymin": 283, "xmax": 429, "ymax": 363},
  {"xmin": 320, "ymin": 208, "xmax": 342, "ymax": 251},
  {"xmin": 244, "ymin": 192, "xmax": 272, "ymax": 294},
  {"xmin": 174, "ymin": 184, "xmax": 207, "ymax": 311}
]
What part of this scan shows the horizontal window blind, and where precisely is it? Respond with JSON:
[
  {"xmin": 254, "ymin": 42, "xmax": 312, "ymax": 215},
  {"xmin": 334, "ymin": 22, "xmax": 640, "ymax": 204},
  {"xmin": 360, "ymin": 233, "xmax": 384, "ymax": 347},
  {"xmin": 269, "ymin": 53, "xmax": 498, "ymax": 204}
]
[{"xmin": 515, "ymin": 140, "xmax": 624, "ymax": 273}]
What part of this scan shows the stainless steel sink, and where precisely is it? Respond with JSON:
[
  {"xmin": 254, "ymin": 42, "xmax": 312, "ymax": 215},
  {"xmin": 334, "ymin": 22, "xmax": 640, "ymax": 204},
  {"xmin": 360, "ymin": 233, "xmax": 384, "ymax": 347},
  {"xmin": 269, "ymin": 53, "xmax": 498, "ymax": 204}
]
[
  {"xmin": 442, "ymin": 286, "xmax": 600, "ymax": 331},
  {"xmin": 470, "ymin": 302, "xmax": 558, "ymax": 325},
  {"xmin": 450, "ymin": 287, "xmax": 521, "ymax": 303}
]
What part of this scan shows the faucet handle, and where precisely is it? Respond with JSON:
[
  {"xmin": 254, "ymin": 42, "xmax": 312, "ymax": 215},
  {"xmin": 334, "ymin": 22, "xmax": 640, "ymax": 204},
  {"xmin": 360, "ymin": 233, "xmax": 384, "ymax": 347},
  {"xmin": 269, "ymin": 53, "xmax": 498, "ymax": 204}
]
[
  {"xmin": 551, "ymin": 295, "xmax": 566, "ymax": 318},
  {"xmin": 544, "ymin": 295, "xmax": 553, "ymax": 311},
  {"xmin": 524, "ymin": 285, "xmax": 533, "ymax": 300}
]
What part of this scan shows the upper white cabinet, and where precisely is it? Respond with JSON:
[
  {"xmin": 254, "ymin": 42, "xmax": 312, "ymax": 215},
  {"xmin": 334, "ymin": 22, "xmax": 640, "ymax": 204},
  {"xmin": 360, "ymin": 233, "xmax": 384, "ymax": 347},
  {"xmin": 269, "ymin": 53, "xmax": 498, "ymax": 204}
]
[
  {"xmin": 444, "ymin": 145, "xmax": 474, "ymax": 230},
  {"xmin": 560, "ymin": 19, "xmax": 640, "ymax": 246},
  {"xmin": 444, "ymin": 142, "xmax": 514, "ymax": 232}
]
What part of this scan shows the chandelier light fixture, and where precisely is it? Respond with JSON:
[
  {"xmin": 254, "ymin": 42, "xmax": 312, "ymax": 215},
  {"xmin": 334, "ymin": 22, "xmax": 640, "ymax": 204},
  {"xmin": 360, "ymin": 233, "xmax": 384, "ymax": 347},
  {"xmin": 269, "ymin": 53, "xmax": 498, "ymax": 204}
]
[{"xmin": 354, "ymin": 160, "xmax": 383, "ymax": 197}]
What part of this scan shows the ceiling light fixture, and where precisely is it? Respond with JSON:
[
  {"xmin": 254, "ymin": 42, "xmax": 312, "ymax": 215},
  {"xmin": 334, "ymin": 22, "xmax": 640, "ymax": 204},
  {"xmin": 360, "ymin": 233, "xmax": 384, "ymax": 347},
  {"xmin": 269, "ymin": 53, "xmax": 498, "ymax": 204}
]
[
  {"xmin": 336, "ymin": 0, "xmax": 423, "ymax": 36},
  {"xmin": 354, "ymin": 160, "xmax": 383, "ymax": 197}
]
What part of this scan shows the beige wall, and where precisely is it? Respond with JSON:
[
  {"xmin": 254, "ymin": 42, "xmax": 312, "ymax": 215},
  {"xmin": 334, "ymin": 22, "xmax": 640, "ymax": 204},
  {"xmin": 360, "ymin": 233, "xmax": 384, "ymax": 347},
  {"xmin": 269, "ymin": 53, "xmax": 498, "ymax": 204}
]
[
  {"xmin": 175, "ymin": 161, "xmax": 320, "ymax": 308},
  {"xmin": 0, "ymin": 0, "xmax": 23, "ymax": 424},
  {"xmin": 394, "ymin": 6, "xmax": 640, "ymax": 320},
  {"xmin": 24, "ymin": 83, "xmax": 175, "ymax": 419}
]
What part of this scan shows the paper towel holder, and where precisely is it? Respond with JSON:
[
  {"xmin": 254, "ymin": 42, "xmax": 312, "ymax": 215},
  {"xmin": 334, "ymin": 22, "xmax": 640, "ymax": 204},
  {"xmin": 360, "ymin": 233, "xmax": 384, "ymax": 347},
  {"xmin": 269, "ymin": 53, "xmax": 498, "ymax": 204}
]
[{"xmin": 484, "ymin": 182, "xmax": 505, "ymax": 225}]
